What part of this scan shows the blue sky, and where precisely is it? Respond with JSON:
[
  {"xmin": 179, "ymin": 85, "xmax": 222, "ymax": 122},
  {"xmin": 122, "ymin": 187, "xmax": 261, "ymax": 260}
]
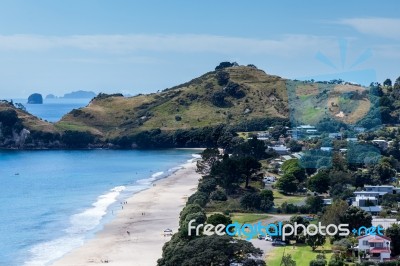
[{"xmin": 0, "ymin": 0, "xmax": 399, "ymax": 98}]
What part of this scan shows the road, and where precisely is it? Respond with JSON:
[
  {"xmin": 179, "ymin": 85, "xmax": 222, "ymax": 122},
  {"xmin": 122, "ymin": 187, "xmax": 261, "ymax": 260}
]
[{"xmin": 248, "ymin": 214, "xmax": 292, "ymax": 261}]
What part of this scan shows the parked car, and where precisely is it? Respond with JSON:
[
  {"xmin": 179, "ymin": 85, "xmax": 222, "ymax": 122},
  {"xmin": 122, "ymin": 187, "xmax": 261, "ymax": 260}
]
[
  {"xmin": 272, "ymin": 240, "xmax": 286, "ymax": 246},
  {"xmin": 257, "ymin": 234, "xmax": 265, "ymax": 240},
  {"xmin": 265, "ymin": 236, "xmax": 273, "ymax": 241}
]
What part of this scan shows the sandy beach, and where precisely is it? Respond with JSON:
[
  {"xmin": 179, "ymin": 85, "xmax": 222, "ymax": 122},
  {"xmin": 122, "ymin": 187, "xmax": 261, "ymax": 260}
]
[{"xmin": 51, "ymin": 161, "xmax": 201, "ymax": 266}]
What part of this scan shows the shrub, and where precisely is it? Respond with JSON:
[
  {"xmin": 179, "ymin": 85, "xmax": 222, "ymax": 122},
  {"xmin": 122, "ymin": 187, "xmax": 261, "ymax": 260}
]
[
  {"xmin": 216, "ymin": 71, "xmax": 230, "ymax": 86},
  {"xmin": 240, "ymin": 193, "xmax": 261, "ymax": 210},
  {"xmin": 210, "ymin": 190, "xmax": 227, "ymax": 201},
  {"xmin": 187, "ymin": 191, "xmax": 209, "ymax": 207},
  {"xmin": 198, "ymin": 179, "xmax": 217, "ymax": 194}
]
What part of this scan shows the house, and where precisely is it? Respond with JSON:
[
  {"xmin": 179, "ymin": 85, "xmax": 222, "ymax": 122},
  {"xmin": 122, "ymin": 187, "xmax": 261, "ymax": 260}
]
[
  {"xmin": 364, "ymin": 185, "xmax": 399, "ymax": 194},
  {"xmin": 290, "ymin": 125, "xmax": 318, "ymax": 140},
  {"xmin": 328, "ymin": 133, "xmax": 342, "ymax": 139},
  {"xmin": 352, "ymin": 195, "xmax": 381, "ymax": 215},
  {"xmin": 257, "ymin": 131, "xmax": 270, "ymax": 141},
  {"xmin": 320, "ymin": 147, "xmax": 333, "ymax": 152},
  {"xmin": 357, "ymin": 235, "xmax": 391, "ymax": 262},
  {"xmin": 372, "ymin": 218, "xmax": 400, "ymax": 230},
  {"xmin": 271, "ymin": 145, "xmax": 290, "ymax": 155},
  {"xmin": 323, "ymin": 198, "xmax": 332, "ymax": 205},
  {"xmin": 347, "ymin": 137, "xmax": 358, "ymax": 142},
  {"xmin": 372, "ymin": 140, "xmax": 389, "ymax": 150}
]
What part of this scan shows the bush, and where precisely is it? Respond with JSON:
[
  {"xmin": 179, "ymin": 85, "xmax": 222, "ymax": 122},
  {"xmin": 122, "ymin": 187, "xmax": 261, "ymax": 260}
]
[
  {"xmin": 187, "ymin": 191, "xmax": 209, "ymax": 207},
  {"xmin": 175, "ymin": 115, "xmax": 182, "ymax": 121},
  {"xmin": 210, "ymin": 190, "xmax": 227, "ymax": 201},
  {"xmin": 207, "ymin": 213, "xmax": 232, "ymax": 227},
  {"xmin": 211, "ymin": 91, "xmax": 231, "ymax": 107},
  {"xmin": 198, "ymin": 179, "xmax": 217, "ymax": 195},
  {"xmin": 240, "ymin": 193, "xmax": 261, "ymax": 210},
  {"xmin": 215, "ymin": 61, "xmax": 237, "ymax": 70},
  {"xmin": 310, "ymin": 259, "xmax": 327, "ymax": 266},
  {"xmin": 216, "ymin": 71, "xmax": 230, "ymax": 86}
]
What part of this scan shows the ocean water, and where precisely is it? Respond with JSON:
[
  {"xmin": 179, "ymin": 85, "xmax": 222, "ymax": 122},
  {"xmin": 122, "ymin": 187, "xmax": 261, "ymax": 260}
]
[
  {"xmin": 0, "ymin": 149, "xmax": 199, "ymax": 266},
  {"xmin": 11, "ymin": 98, "xmax": 91, "ymax": 122}
]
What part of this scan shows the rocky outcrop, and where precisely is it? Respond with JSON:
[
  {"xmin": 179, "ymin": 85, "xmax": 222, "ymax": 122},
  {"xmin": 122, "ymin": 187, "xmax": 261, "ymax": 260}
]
[{"xmin": 27, "ymin": 93, "xmax": 43, "ymax": 104}]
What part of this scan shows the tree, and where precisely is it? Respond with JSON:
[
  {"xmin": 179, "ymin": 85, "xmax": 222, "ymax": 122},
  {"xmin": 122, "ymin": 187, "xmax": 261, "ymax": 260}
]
[
  {"xmin": 197, "ymin": 148, "xmax": 221, "ymax": 175},
  {"xmin": 158, "ymin": 235, "xmax": 264, "ymax": 266},
  {"xmin": 232, "ymin": 136, "xmax": 268, "ymax": 160},
  {"xmin": 276, "ymin": 174, "xmax": 298, "ymax": 194},
  {"xmin": 238, "ymin": 156, "xmax": 262, "ymax": 188},
  {"xmin": 281, "ymin": 254, "xmax": 296, "ymax": 266},
  {"xmin": 240, "ymin": 193, "xmax": 261, "ymax": 210},
  {"xmin": 340, "ymin": 206, "xmax": 372, "ymax": 230},
  {"xmin": 386, "ymin": 224, "xmax": 400, "ymax": 256},
  {"xmin": 383, "ymin": 78, "xmax": 392, "ymax": 87},
  {"xmin": 306, "ymin": 196, "xmax": 324, "ymax": 213},
  {"xmin": 308, "ymin": 169, "xmax": 330, "ymax": 193},
  {"xmin": 282, "ymin": 159, "xmax": 306, "ymax": 183},
  {"xmin": 287, "ymin": 139, "xmax": 303, "ymax": 152},
  {"xmin": 321, "ymin": 200, "xmax": 348, "ymax": 226},
  {"xmin": 259, "ymin": 189, "xmax": 274, "ymax": 211},
  {"xmin": 207, "ymin": 213, "xmax": 232, "ymax": 227},
  {"xmin": 198, "ymin": 178, "xmax": 217, "ymax": 194},
  {"xmin": 310, "ymin": 259, "xmax": 327, "ymax": 266},
  {"xmin": 210, "ymin": 190, "xmax": 227, "ymax": 201},
  {"xmin": 395, "ymin": 76, "xmax": 400, "ymax": 89},
  {"xmin": 270, "ymin": 125, "xmax": 286, "ymax": 140},
  {"xmin": 306, "ymin": 230, "xmax": 326, "ymax": 251}
]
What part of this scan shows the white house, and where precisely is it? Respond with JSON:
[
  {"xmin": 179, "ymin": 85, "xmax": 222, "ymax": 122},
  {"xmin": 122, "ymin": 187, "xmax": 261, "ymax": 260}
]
[
  {"xmin": 357, "ymin": 235, "xmax": 391, "ymax": 262},
  {"xmin": 372, "ymin": 218, "xmax": 400, "ymax": 230}
]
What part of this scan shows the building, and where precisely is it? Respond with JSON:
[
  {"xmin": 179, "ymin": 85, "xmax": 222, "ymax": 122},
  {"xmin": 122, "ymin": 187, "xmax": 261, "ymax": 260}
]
[
  {"xmin": 328, "ymin": 133, "xmax": 342, "ymax": 139},
  {"xmin": 372, "ymin": 218, "xmax": 400, "ymax": 230},
  {"xmin": 372, "ymin": 140, "xmax": 390, "ymax": 151},
  {"xmin": 352, "ymin": 195, "xmax": 381, "ymax": 215},
  {"xmin": 270, "ymin": 145, "xmax": 290, "ymax": 155},
  {"xmin": 357, "ymin": 235, "xmax": 391, "ymax": 262}
]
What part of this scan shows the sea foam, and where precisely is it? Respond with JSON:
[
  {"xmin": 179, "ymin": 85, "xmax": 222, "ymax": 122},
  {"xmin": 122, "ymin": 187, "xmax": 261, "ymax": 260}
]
[{"xmin": 23, "ymin": 186, "xmax": 125, "ymax": 266}]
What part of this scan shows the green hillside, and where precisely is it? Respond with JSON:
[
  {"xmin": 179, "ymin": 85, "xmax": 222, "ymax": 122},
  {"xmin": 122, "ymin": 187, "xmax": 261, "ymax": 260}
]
[{"xmin": 56, "ymin": 65, "xmax": 289, "ymax": 139}]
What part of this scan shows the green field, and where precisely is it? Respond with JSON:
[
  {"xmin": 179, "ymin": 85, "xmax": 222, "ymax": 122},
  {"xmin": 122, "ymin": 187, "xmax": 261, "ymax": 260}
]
[
  {"xmin": 230, "ymin": 213, "xmax": 270, "ymax": 224},
  {"xmin": 266, "ymin": 242, "xmax": 332, "ymax": 266},
  {"xmin": 273, "ymin": 190, "xmax": 305, "ymax": 206}
]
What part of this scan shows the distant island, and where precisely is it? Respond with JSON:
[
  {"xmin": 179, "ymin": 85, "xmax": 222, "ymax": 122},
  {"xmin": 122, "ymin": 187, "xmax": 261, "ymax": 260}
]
[
  {"xmin": 27, "ymin": 93, "xmax": 43, "ymax": 104},
  {"xmin": 45, "ymin": 90, "xmax": 96, "ymax": 99}
]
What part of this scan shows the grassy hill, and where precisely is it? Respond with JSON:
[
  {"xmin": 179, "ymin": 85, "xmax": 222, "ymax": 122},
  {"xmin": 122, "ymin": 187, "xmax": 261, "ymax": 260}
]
[
  {"xmin": 0, "ymin": 63, "xmax": 375, "ymax": 148},
  {"xmin": 56, "ymin": 65, "xmax": 290, "ymax": 140},
  {"xmin": 0, "ymin": 101, "xmax": 57, "ymax": 133}
]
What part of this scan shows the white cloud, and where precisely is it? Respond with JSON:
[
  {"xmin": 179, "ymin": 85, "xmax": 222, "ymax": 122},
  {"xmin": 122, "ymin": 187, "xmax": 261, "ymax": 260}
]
[
  {"xmin": 0, "ymin": 34, "xmax": 337, "ymax": 56},
  {"xmin": 338, "ymin": 17, "xmax": 400, "ymax": 39}
]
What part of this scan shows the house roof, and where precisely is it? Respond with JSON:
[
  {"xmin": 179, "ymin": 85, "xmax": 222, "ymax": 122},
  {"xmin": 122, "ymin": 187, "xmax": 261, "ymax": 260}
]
[
  {"xmin": 370, "ymin": 248, "xmax": 391, "ymax": 254},
  {"xmin": 357, "ymin": 235, "xmax": 391, "ymax": 241}
]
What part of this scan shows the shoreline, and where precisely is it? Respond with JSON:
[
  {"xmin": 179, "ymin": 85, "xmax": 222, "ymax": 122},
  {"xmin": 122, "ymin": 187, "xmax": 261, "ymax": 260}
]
[{"xmin": 51, "ymin": 160, "xmax": 201, "ymax": 266}]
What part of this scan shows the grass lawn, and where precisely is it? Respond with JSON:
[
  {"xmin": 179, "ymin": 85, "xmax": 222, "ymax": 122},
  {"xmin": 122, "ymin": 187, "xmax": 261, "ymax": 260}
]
[
  {"xmin": 273, "ymin": 190, "xmax": 305, "ymax": 206},
  {"xmin": 230, "ymin": 213, "xmax": 270, "ymax": 224},
  {"xmin": 266, "ymin": 241, "xmax": 332, "ymax": 266}
]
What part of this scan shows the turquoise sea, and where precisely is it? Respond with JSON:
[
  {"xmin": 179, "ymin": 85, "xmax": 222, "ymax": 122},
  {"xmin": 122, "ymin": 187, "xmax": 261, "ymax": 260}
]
[
  {"xmin": 0, "ymin": 149, "xmax": 199, "ymax": 266},
  {"xmin": 0, "ymin": 98, "xmax": 200, "ymax": 265}
]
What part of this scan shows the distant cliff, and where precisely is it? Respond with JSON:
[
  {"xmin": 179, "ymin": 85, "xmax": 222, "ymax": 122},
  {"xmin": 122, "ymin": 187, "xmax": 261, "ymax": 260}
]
[
  {"xmin": 27, "ymin": 93, "xmax": 43, "ymax": 104},
  {"xmin": 62, "ymin": 90, "xmax": 96, "ymax": 99}
]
